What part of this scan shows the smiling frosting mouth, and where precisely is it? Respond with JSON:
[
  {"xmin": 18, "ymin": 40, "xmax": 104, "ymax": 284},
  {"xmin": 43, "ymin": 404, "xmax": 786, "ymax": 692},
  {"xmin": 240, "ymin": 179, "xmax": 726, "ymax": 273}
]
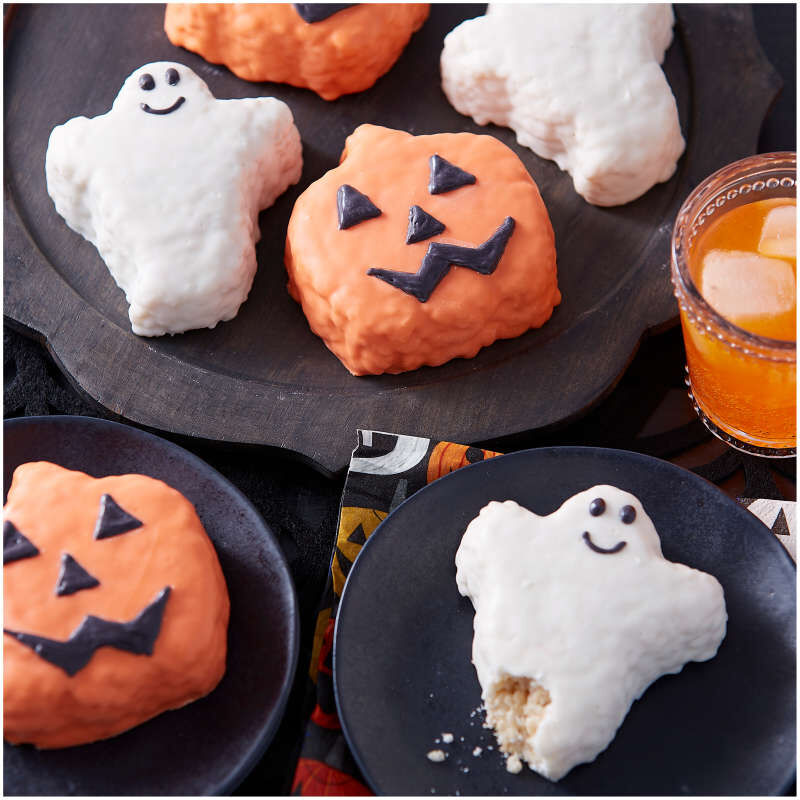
[
  {"xmin": 582, "ymin": 530, "xmax": 627, "ymax": 555},
  {"xmin": 140, "ymin": 96, "xmax": 186, "ymax": 115}
]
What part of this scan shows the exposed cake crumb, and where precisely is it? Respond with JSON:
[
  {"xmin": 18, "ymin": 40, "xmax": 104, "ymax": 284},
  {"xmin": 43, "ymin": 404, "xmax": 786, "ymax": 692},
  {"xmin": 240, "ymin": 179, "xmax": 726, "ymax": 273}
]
[
  {"xmin": 427, "ymin": 749, "xmax": 447, "ymax": 763},
  {"xmin": 486, "ymin": 675, "xmax": 551, "ymax": 775},
  {"xmin": 441, "ymin": 732, "xmax": 454, "ymax": 743},
  {"xmin": 506, "ymin": 753, "xmax": 523, "ymax": 774}
]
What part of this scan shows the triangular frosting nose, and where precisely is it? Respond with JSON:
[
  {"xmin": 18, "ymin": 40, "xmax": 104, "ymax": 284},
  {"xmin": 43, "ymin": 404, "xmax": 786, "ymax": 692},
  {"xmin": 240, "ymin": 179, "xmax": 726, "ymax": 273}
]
[
  {"xmin": 93, "ymin": 494, "xmax": 143, "ymax": 540},
  {"xmin": 406, "ymin": 205, "xmax": 446, "ymax": 244},
  {"xmin": 428, "ymin": 154, "xmax": 476, "ymax": 195},
  {"xmin": 55, "ymin": 553, "xmax": 101, "ymax": 596},
  {"xmin": 3, "ymin": 520, "xmax": 40, "ymax": 564}
]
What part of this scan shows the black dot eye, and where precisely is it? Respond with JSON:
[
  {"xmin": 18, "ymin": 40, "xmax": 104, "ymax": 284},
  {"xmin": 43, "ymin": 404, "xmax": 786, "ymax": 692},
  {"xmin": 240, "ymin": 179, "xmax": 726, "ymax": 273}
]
[
  {"xmin": 165, "ymin": 68, "xmax": 180, "ymax": 86},
  {"xmin": 620, "ymin": 505, "xmax": 637, "ymax": 524},
  {"xmin": 589, "ymin": 498, "xmax": 606, "ymax": 517},
  {"xmin": 139, "ymin": 73, "xmax": 155, "ymax": 91}
]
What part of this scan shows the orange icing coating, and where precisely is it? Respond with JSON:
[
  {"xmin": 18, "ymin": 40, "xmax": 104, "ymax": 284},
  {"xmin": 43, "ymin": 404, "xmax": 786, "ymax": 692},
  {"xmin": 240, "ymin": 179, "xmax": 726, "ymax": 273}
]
[
  {"xmin": 285, "ymin": 125, "xmax": 561, "ymax": 375},
  {"xmin": 3, "ymin": 462, "xmax": 229, "ymax": 749},
  {"xmin": 164, "ymin": 3, "xmax": 429, "ymax": 101}
]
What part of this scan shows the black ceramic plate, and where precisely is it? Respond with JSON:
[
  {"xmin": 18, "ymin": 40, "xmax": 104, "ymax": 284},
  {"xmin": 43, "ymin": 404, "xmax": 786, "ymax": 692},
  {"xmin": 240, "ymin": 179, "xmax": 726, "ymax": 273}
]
[
  {"xmin": 333, "ymin": 447, "xmax": 796, "ymax": 796},
  {"xmin": 3, "ymin": 416, "xmax": 300, "ymax": 796},
  {"xmin": 3, "ymin": 4, "xmax": 781, "ymax": 474}
]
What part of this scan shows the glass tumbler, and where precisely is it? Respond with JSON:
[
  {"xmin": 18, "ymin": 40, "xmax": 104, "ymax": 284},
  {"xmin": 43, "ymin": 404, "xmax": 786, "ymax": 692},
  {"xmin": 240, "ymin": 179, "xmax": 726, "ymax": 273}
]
[{"xmin": 671, "ymin": 152, "xmax": 796, "ymax": 457}]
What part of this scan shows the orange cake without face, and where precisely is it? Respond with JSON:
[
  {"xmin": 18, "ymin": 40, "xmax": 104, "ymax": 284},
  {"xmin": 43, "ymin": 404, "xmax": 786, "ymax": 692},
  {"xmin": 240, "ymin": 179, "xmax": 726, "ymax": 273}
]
[
  {"xmin": 3, "ymin": 462, "xmax": 229, "ymax": 748},
  {"xmin": 164, "ymin": 4, "xmax": 429, "ymax": 101},
  {"xmin": 285, "ymin": 124, "xmax": 561, "ymax": 375}
]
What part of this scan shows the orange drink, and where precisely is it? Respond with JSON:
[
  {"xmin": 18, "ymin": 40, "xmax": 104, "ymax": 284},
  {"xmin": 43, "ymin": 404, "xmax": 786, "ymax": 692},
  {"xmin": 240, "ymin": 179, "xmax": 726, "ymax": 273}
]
[{"xmin": 671, "ymin": 153, "xmax": 796, "ymax": 456}]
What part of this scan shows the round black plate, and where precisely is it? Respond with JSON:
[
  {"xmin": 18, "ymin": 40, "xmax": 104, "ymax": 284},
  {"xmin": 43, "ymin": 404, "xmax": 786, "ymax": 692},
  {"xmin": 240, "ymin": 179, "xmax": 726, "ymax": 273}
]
[
  {"xmin": 333, "ymin": 447, "xmax": 796, "ymax": 795},
  {"xmin": 3, "ymin": 4, "xmax": 780, "ymax": 474},
  {"xmin": 3, "ymin": 416, "xmax": 300, "ymax": 796}
]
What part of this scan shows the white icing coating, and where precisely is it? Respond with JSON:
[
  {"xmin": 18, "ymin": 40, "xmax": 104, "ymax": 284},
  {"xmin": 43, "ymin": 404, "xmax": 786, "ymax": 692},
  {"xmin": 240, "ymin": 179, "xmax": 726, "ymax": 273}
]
[
  {"xmin": 455, "ymin": 485, "xmax": 727, "ymax": 781},
  {"xmin": 45, "ymin": 62, "xmax": 303, "ymax": 336},
  {"xmin": 440, "ymin": 4, "xmax": 685, "ymax": 206}
]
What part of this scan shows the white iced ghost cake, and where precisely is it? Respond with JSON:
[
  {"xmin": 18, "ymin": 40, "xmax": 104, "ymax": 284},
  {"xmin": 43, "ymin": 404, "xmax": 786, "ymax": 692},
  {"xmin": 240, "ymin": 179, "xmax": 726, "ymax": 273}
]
[
  {"xmin": 440, "ymin": 4, "xmax": 685, "ymax": 206},
  {"xmin": 455, "ymin": 485, "xmax": 727, "ymax": 781},
  {"xmin": 45, "ymin": 62, "xmax": 303, "ymax": 336}
]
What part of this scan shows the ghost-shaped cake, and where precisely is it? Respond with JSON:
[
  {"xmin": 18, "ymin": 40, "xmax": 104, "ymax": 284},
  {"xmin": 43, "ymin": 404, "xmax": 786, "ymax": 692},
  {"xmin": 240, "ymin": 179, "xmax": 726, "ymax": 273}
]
[
  {"xmin": 456, "ymin": 485, "xmax": 727, "ymax": 781},
  {"xmin": 45, "ymin": 61, "xmax": 303, "ymax": 336},
  {"xmin": 440, "ymin": 4, "xmax": 685, "ymax": 206}
]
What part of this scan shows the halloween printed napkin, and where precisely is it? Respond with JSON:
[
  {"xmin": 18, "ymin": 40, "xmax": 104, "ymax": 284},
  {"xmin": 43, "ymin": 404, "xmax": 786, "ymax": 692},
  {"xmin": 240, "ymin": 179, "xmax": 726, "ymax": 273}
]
[
  {"xmin": 291, "ymin": 431, "xmax": 501, "ymax": 795},
  {"xmin": 290, "ymin": 431, "xmax": 795, "ymax": 795}
]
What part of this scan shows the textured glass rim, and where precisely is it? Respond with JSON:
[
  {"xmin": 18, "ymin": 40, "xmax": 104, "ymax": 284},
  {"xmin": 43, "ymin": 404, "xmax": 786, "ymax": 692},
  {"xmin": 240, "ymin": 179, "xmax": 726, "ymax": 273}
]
[{"xmin": 671, "ymin": 151, "xmax": 797, "ymax": 357}]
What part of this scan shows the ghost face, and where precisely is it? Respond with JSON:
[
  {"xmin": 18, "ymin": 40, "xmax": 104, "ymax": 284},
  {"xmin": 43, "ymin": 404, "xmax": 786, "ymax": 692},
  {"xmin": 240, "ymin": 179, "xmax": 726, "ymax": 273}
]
[
  {"xmin": 112, "ymin": 61, "xmax": 213, "ymax": 118},
  {"xmin": 549, "ymin": 485, "xmax": 664, "ymax": 563}
]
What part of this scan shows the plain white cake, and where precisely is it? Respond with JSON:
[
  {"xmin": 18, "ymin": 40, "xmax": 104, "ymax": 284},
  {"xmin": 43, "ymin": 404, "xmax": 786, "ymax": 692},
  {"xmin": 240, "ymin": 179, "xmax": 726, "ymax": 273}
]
[
  {"xmin": 456, "ymin": 485, "xmax": 727, "ymax": 781},
  {"xmin": 46, "ymin": 61, "xmax": 303, "ymax": 336},
  {"xmin": 441, "ymin": 4, "xmax": 685, "ymax": 206}
]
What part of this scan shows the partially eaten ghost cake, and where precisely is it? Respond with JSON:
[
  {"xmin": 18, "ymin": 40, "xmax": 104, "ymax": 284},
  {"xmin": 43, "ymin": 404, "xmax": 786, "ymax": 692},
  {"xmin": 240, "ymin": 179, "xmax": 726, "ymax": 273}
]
[{"xmin": 455, "ymin": 485, "xmax": 727, "ymax": 781}]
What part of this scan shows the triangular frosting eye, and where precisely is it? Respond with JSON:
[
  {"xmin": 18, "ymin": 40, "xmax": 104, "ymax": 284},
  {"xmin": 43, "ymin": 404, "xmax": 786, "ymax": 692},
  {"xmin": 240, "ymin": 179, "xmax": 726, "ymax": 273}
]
[
  {"xmin": 337, "ymin": 184, "xmax": 382, "ymax": 229},
  {"xmin": 293, "ymin": 3, "xmax": 356, "ymax": 23},
  {"xmin": 406, "ymin": 205, "xmax": 446, "ymax": 244},
  {"xmin": 3, "ymin": 520, "xmax": 40, "ymax": 565},
  {"xmin": 93, "ymin": 494, "xmax": 143, "ymax": 540},
  {"xmin": 55, "ymin": 553, "xmax": 100, "ymax": 596},
  {"xmin": 428, "ymin": 154, "xmax": 477, "ymax": 195}
]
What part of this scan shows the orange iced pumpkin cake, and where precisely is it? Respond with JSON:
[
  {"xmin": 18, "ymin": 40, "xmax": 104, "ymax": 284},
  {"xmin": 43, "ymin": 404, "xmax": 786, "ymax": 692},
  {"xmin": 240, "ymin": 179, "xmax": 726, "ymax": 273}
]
[
  {"xmin": 164, "ymin": 4, "xmax": 429, "ymax": 100},
  {"xmin": 285, "ymin": 124, "xmax": 561, "ymax": 375},
  {"xmin": 3, "ymin": 462, "xmax": 229, "ymax": 748}
]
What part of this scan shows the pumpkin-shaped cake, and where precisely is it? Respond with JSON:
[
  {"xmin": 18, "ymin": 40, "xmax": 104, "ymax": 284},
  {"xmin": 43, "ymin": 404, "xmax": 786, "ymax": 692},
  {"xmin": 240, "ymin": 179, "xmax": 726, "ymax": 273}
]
[
  {"xmin": 3, "ymin": 462, "xmax": 229, "ymax": 748},
  {"xmin": 285, "ymin": 124, "xmax": 561, "ymax": 375},
  {"xmin": 164, "ymin": 4, "xmax": 430, "ymax": 101}
]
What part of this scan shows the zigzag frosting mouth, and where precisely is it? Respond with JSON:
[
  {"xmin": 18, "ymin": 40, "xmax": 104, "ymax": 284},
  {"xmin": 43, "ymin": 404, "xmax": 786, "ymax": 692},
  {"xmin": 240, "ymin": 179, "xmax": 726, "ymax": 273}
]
[
  {"xmin": 4, "ymin": 586, "xmax": 171, "ymax": 676},
  {"xmin": 367, "ymin": 216, "xmax": 515, "ymax": 302},
  {"xmin": 140, "ymin": 97, "xmax": 185, "ymax": 115}
]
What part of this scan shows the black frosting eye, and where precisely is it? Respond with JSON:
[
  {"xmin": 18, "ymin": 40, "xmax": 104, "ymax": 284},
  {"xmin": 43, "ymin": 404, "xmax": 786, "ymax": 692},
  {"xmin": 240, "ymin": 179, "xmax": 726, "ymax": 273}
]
[
  {"xmin": 337, "ymin": 184, "xmax": 382, "ymax": 229},
  {"xmin": 165, "ymin": 68, "xmax": 180, "ymax": 86},
  {"xmin": 4, "ymin": 520, "xmax": 40, "ymax": 565},
  {"xmin": 428, "ymin": 154, "xmax": 476, "ymax": 195},
  {"xmin": 620, "ymin": 505, "xmax": 637, "ymax": 524},
  {"xmin": 589, "ymin": 498, "xmax": 606, "ymax": 517},
  {"xmin": 93, "ymin": 494, "xmax": 144, "ymax": 540},
  {"xmin": 139, "ymin": 73, "xmax": 155, "ymax": 91}
]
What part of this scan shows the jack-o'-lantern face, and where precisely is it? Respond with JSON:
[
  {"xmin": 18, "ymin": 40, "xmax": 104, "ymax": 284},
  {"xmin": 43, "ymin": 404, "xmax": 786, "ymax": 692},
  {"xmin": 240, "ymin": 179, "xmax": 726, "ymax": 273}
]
[
  {"xmin": 4, "ymin": 496, "xmax": 170, "ymax": 676},
  {"xmin": 284, "ymin": 124, "xmax": 560, "ymax": 375},
  {"xmin": 336, "ymin": 153, "xmax": 516, "ymax": 302},
  {"xmin": 3, "ymin": 461, "xmax": 229, "ymax": 749}
]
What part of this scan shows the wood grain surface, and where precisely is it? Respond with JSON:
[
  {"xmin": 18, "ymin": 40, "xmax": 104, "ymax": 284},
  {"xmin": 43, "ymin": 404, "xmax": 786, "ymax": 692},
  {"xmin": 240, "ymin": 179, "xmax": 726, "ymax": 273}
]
[{"xmin": 3, "ymin": 4, "xmax": 781, "ymax": 474}]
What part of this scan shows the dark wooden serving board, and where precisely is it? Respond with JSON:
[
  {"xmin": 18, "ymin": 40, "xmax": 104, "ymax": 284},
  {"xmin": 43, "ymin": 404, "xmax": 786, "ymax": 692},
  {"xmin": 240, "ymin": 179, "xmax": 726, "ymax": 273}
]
[{"xmin": 4, "ymin": 4, "xmax": 780, "ymax": 475}]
